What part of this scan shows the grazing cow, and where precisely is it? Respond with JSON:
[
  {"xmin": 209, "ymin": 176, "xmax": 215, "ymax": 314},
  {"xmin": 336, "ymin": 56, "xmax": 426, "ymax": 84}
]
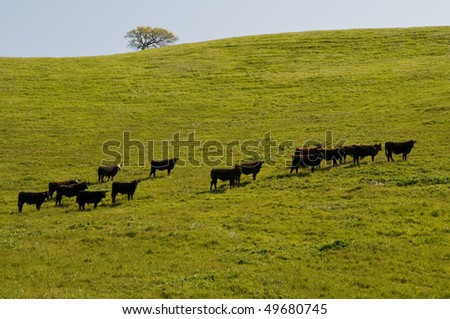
[
  {"xmin": 149, "ymin": 158, "xmax": 178, "ymax": 178},
  {"xmin": 351, "ymin": 144, "xmax": 382, "ymax": 165},
  {"xmin": 98, "ymin": 164, "xmax": 121, "ymax": 183},
  {"xmin": 18, "ymin": 191, "xmax": 49, "ymax": 213},
  {"xmin": 55, "ymin": 182, "xmax": 88, "ymax": 206},
  {"xmin": 76, "ymin": 190, "xmax": 108, "ymax": 210},
  {"xmin": 385, "ymin": 140, "xmax": 416, "ymax": 162},
  {"xmin": 321, "ymin": 147, "xmax": 346, "ymax": 166},
  {"xmin": 210, "ymin": 167, "xmax": 242, "ymax": 190},
  {"xmin": 235, "ymin": 161, "xmax": 264, "ymax": 181},
  {"xmin": 112, "ymin": 180, "xmax": 139, "ymax": 203},
  {"xmin": 48, "ymin": 180, "xmax": 79, "ymax": 199},
  {"xmin": 290, "ymin": 155, "xmax": 323, "ymax": 173}
]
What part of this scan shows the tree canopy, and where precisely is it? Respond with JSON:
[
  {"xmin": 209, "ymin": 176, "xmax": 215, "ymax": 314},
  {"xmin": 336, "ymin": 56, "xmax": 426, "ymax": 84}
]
[{"xmin": 125, "ymin": 26, "xmax": 178, "ymax": 51}]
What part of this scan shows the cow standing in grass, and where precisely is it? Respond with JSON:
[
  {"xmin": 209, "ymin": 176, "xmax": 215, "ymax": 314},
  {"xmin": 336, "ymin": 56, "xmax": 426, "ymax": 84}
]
[
  {"xmin": 149, "ymin": 158, "xmax": 178, "ymax": 178},
  {"xmin": 112, "ymin": 180, "xmax": 139, "ymax": 203},
  {"xmin": 290, "ymin": 147, "xmax": 324, "ymax": 173},
  {"xmin": 385, "ymin": 140, "xmax": 416, "ymax": 161},
  {"xmin": 342, "ymin": 145, "xmax": 356, "ymax": 163},
  {"xmin": 351, "ymin": 144, "xmax": 382, "ymax": 165},
  {"xmin": 235, "ymin": 161, "xmax": 264, "ymax": 181},
  {"xmin": 210, "ymin": 167, "xmax": 242, "ymax": 190},
  {"xmin": 321, "ymin": 148, "xmax": 346, "ymax": 166},
  {"xmin": 55, "ymin": 182, "xmax": 88, "ymax": 206},
  {"xmin": 48, "ymin": 180, "xmax": 79, "ymax": 199},
  {"xmin": 290, "ymin": 154, "xmax": 323, "ymax": 173},
  {"xmin": 98, "ymin": 164, "xmax": 121, "ymax": 183},
  {"xmin": 18, "ymin": 191, "xmax": 49, "ymax": 212},
  {"xmin": 76, "ymin": 190, "xmax": 108, "ymax": 210}
]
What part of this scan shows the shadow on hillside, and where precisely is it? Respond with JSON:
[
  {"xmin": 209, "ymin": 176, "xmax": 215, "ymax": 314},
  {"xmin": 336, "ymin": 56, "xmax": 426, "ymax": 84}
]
[
  {"xmin": 53, "ymin": 202, "xmax": 75, "ymax": 208},
  {"xmin": 196, "ymin": 181, "xmax": 248, "ymax": 194},
  {"xmin": 145, "ymin": 175, "xmax": 170, "ymax": 180},
  {"xmin": 110, "ymin": 202, "xmax": 124, "ymax": 208},
  {"xmin": 235, "ymin": 181, "xmax": 251, "ymax": 188},
  {"xmin": 343, "ymin": 162, "xmax": 368, "ymax": 169},
  {"xmin": 77, "ymin": 202, "xmax": 111, "ymax": 212},
  {"xmin": 264, "ymin": 172, "xmax": 312, "ymax": 180},
  {"xmin": 196, "ymin": 186, "xmax": 227, "ymax": 194},
  {"xmin": 317, "ymin": 165, "xmax": 334, "ymax": 172}
]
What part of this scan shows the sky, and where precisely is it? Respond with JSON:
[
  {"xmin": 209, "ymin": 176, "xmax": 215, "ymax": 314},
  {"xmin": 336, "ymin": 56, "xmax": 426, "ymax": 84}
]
[{"xmin": 0, "ymin": 0, "xmax": 449, "ymax": 57}]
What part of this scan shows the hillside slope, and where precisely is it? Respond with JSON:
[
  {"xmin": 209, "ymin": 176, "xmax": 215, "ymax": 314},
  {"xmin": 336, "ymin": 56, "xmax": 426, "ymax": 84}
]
[{"xmin": 1, "ymin": 27, "xmax": 449, "ymax": 298}]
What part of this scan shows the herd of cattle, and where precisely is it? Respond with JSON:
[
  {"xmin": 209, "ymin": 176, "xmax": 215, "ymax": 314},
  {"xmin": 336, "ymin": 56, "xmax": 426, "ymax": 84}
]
[{"xmin": 17, "ymin": 140, "xmax": 416, "ymax": 212}]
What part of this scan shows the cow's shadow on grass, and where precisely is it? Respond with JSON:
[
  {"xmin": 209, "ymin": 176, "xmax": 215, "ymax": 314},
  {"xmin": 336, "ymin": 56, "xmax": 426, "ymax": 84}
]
[
  {"xmin": 235, "ymin": 181, "xmax": 251, "ymax": 188},
  {"xmin": 76, "ymin": 203, "xmax": 110, "ymax": 211},
  {"xmin": 208, "ymin": 186, "xmax": 228, "ymax": 194},
  {"xmin": 265, "ymin": 172, "xmax": 312, "ymax": 180},
  {"xmin": 146, "ymin": 174, "xmax": 172, "ymax": 180},
  {"xmin": 195, "ymin": 186, "xmax": 227, "ymax": 194},
  {"xmin": 196, "ymin": 181, "xmax": 249, "ymax": 194},
  {"xmin": 53, "ymin": 202, "xmax": 75, "ymax": 209},
  {"xmin": 343, "ymin": 162, "xmax": 368, "ymax": 169},
  {"xmin": 110, "ymin": 202, "xmax": 124, "ymax": 208},
  {"xmin": 314, "ymin": 165, "xmax": 334, "ymax": 172}
]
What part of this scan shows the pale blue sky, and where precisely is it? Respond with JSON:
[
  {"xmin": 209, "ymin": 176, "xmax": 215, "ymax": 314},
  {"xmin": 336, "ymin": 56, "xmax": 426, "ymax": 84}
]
[{"xmin": 1, "ymin": 0, "xmax": 449, "ymax": 57}]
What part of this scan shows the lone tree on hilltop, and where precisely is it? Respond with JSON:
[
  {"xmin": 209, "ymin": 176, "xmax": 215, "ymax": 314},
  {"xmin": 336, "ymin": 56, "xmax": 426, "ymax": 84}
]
[{"xmin": 125, "ymin": 26, "xmax": 178, "ymax": 50}]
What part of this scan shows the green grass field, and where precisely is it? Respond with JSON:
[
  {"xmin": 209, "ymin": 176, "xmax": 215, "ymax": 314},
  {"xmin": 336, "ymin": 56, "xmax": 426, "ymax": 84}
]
[{"xmin": 1, "ymin": 27, "xmax": 449, "ymax": 298}]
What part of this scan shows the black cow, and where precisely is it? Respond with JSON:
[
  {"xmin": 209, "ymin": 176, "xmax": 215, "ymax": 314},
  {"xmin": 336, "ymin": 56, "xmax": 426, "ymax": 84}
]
[
  {"xmin": 112, "ymin": 180, "xmax": 139, "ymax": 203},
  {"xmin": 351, "ymin": 144, "xmax": 382, "ymax": 165},
  {"xmin": 342, "ymin": 145, "xmax": 356, "ymax": 163},
  {"xmin": 210, "ymin": 167, "xmax": 242, "ymax": 190},
  {"xmin": 294, "ymin": 147, "xmax": 323, "ymax": 157},
  {"xmin": 48, "ymin": 180, "xmax": 79, "ymax": 199},
  {"xmin": 55, "ymin": 182, "xmax": 88, "ymax": 206},
  {"xmin": 385, "ymin": 140, "xmax": 416, "ymax": 162},
  {"xmin": 321, "ymin": 147, "xmax": 346, "ymax": 166},
  {"xmin": 149, "ymin": 158, "xmax": 178, "ymax": 178},
  {"xmin": 290, "ymin": 155, "xmax": 323, "ymax": 173},
  {"xmin": 76, "ymin": 190, "xmax": 108, "ymax": 210},
  {"xmin": 18, "ymin": 191, "xmax": 49, "ymax": 212},
  {"xmin": 98, "ymin": 164, "xmax": 121, "ymax": 183},
  {"xmin": 235, "ymin": 161, "xmax": 264, "ymax": 181}
]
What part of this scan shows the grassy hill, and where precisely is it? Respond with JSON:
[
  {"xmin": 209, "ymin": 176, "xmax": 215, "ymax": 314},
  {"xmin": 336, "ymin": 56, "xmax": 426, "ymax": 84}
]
[{"xmin": 1, "ymin": 26, "xmax": 449, "ymax": 298}]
